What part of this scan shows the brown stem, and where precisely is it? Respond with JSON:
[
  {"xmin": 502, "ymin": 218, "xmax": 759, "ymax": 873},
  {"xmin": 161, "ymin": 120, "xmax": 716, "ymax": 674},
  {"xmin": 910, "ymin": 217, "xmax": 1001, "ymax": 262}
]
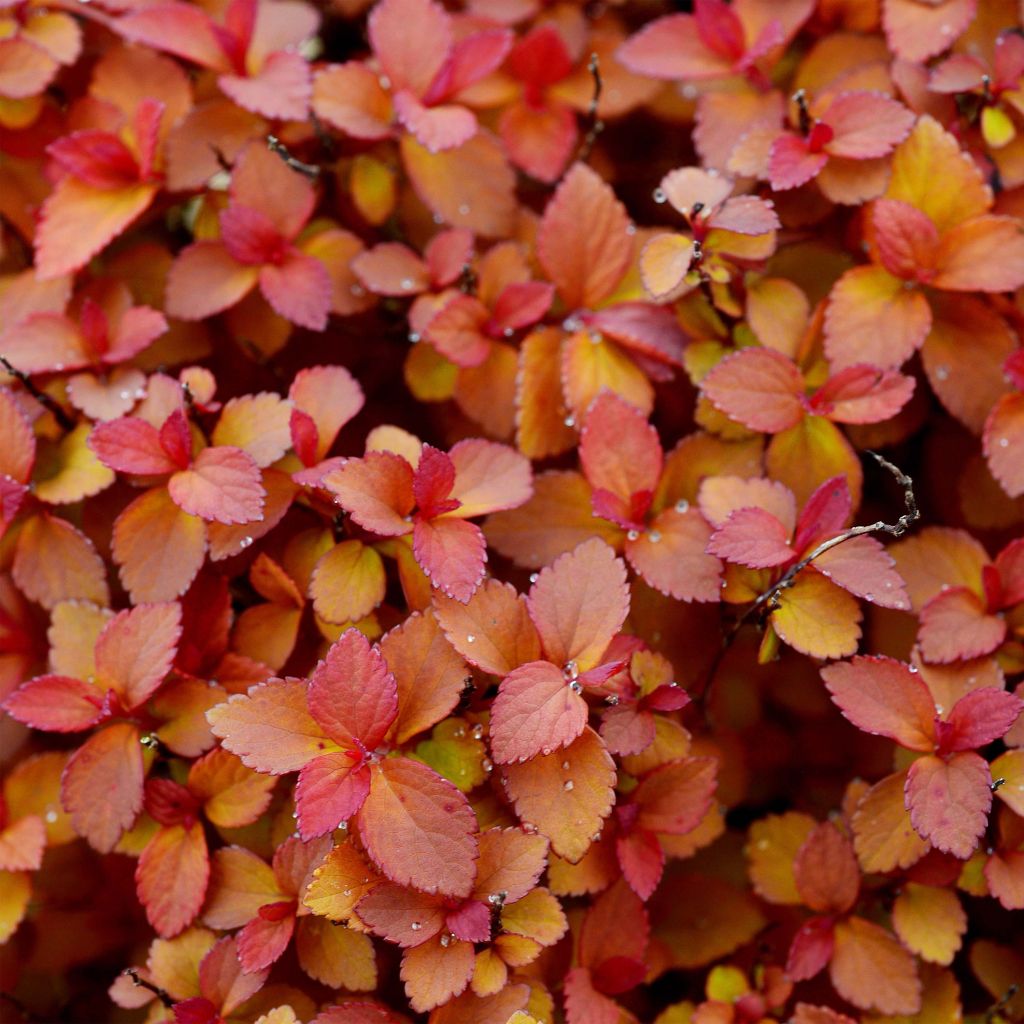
[
  {"xmin": 0, "ymin": 355, "xmax": 74, "ymax": 431},
  {"xmin": 124, "ymin": 969, "xmax": 175, "ymax": 1009},
  {"xmin": 267, "ymin": 135, "xmax": 321, "ymax": 180},
  {"xmin": 576, "ymin": 53, "xmax": 605, "ymax": 164}
]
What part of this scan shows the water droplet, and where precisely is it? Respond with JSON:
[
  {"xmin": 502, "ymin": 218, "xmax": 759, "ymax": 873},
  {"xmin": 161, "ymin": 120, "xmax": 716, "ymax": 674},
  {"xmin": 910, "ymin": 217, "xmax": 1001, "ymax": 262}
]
[
  {"xmin": 458, "ymin": 204, "xmax": 470, "ymax": 216},
  {"xmin": 592, "ymin": 831, "xmax": 602, "ymax": 841},
  {"xmin": 45, "ymin": 809, "xmax": 58, "ymax": 823},
  {"xmin": 935, "ymin": 704, "xmax": 944, "ymax": 716},
  {"xmin": 529, "ymin": 573, "xmax": 539, "ymax": 583},
  {"xmin": 452, "ymin": 726, "xmax": 466, "ymax": 738},
  {"xmin": 563, "ymin": 780, "xmax": 574, "ymax": 791},
  {"xmin": 471, "ymin": 723, "xmax": 484, "ymax": 739},
  {"xmin": 627, "ymin": 529, "xmax": 639, "ymax": 541},
  {"xmin": 648, "ymin": 530, "xmax": 661, "ymax": 543},
  {"xmin": 522, "ymin": 821, "xmax": 538, "ymax": 833},
  {"xmin": 563, "ymin": 415, "xmax": 576, "ymax": 428},
  {"xmin": 681, "ymin": 84, "xmax": 698, "ymax": 99},
  {"xmin": 909, "ymin": 664, "xmax": 919, "ymax": 673},
  {"xmin": 564, "ymin": 660, "xmax": 579, "ymax": 680},
  {"xmin": 605, "ymin": 695, "xmax": 619, "ymax": 705},
  {"xmin": 675, "ymin": 499, "xmax": 690, "ymax": 513},
  {"xmin": 864, "ymin": 592, "xmax": 873, "ymax": 601},
  {"xmin": 350, "ymin": 284, "xmax": 365, "ymax": 296},
  {"xmin": 562, "ymin": 315, "xmax": 583, "ymax": 332},
  {"xmin": 440, "ymin": 933, "xmax": 451, "ymax": 947},
  {"xmin": 999, "ymin": 437, "xmax": 1009, "ymax": 448},
  {"xmin": 408, "ymin": 331, "xmax": 421, "ymax": 343},
  {"xmin": 653, "ymin": 187, "xmax": 667, "ymax": 204},
  {"xmin": 561, "ymin": 760, "xmax": 570, "ymax": 770},
  {"xmin": 238, "ymin": 536, "xmax": 253, "ymax": 549},
  {"xmin": 342, "ymin": 888, "xmax": 352, "ymax": 897},
  {"xmin": 400, "ymin": 278, "xmax": 414, "ymax": 291},
  {"xmin": 541, "ymin": 746, "xmax": 551, "ymax": 756},
  {"xmin": 481, "ymin": 757, "xmax": 493, "ymax": 772},
  {"xmin": 466, "ymin": 634, "xmax": 476, "ymax": 643},
  {"xmin": 410, "ymin": 921, "xmax": 421, "ymax": 931},
  {"xmin": 569, "ymin": 681, "xmax": 582, "ymax": 694},
  {"xmin": 935, "ymin": 365, "xmax": 950, "ymax": 381},
  {"xmin": 379, "ymin": 74, "xmax": 391, "ymax": 88},
  {"xmin": 589, "ymin": 331, "xmax": 602, "ymax": 345},
  {"xmin": 503, "ymin": 327, "xmax": 514, "ymax": 337},
  {"xmin": 433, "ymin": 213, "xmax": 445, "ymax": 224}
]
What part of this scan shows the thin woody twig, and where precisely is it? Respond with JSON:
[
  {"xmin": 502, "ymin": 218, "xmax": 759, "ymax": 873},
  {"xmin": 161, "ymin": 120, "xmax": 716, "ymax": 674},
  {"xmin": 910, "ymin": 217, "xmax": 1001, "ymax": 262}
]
[
  {"xmin": 124, "ymin": 969, "xmax": 175, "ymax": 1009},
  {"xmin": 576, "ymin": 53, "xmax": 605, "ymax": 164},
  {"xmin": 0, "ymin": 355, "xmax": 74, "ymax": 431},
  {"xmin": 267, "ymin": 135, "xmax": 321, "ymax": 180}
]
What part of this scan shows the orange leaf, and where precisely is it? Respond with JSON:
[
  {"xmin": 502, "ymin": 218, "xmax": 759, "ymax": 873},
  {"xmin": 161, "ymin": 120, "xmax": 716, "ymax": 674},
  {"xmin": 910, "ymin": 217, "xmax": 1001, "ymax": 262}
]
[
  {"xmin": 61, "ymin": 722, "xmax": 145, "ymax": 852},
  {"xmin": 793, "ymin": 821, "xmax": 859, "ymax": 914},
  {"xmin": 358, "ymin": 758, "xmax": 478, "ymax": 897},
  {"xmin": 501, "ymin": 727, "xmax": 615, "ymax": 863},
  {"xmin": 475, "ymin": 828, "xmax": 549, "ymax": 905},
  {"xmin": 35, "ymin": 179, "xmax": 157, "ymax": 280},
  {"xmin": 400, "ymin": 934, "xmax": 475, "ymax": 1012},
  {"xmin": 311, "ymin": 541, "xmax": 386, "ymax": 625},
  {"xmin": 746, "ymin": 811, "xmax": 816, "ymax": 905},
  {"xmin": 527, "ymin": 538, "xmax": 629, "ymax": 672},
  {"xmin": 434, "ymin": 579, "xmax": 541, "ymax": 676},
  {"xmin": 765, "ymin": 415, "xmax": 863, "ymax": 510},
  {"xmin": 380, "ymin": 610, "xmax": 467, "ymax": 743},
  {"xmin": 303, "ymin": 842, "xmax": 380, "ymax": 922},
  {"xmin": 516, "ymin": 327, "xmax": 578, "ymax": 460},
  {"xmin": 890, "ymin": 526, "xmax": 989, "ymax": 611},
  {"xmin": 12, "ymin": 512, "xmax": 109, "ymax": 611},
  {"xmin": 933, "ymin": 215, "xmax": 1024, "ymax": 292},
  {"xmin": 537, "ymin": 163, "xmax": 632, "ymax": 310},
  {"xmin": 633, "ymin": 757, "xmax": 717, "ymax": 836},
  {"xmin": 771, "ymin": 569, "xmax": 862, "ymax": 660},
  {"xmin": 94, "ymin": 602, "xmax": 181, "ymax": 711},
  {"xmin": 625, "ymin": 506, "xmax": 722, "ymax": 602},
  {"xmin": 985, "ymin": 393, "xmax": 1024, "ymax": 498},
  {"xmin": 112, "ymin": 487, "xmax": 207, "ymax": 602},
  {"xmin": 830, "ymin": 916, "xmax": 921, "ymax": 1015},
  {"xmin": 296, "ymin": 916, "xmax": 376, "ymax": 990},
  {"xmin": 32, "ymin": 423, "xmax": 115, "ymax": 505},
  {"xmin": 851, "ymin": 770, "xmax": 929, "ymax": 874},
  {"xmin": 824, "ymin": 265, "xmax": 931, "ymax": 371},
  {"xmin": 891, "ymin": 883, "xmax": 966, "ymax": 965},
  {"xmin": 136, "ymin": 823, "xmax": 209, "ymax": 938},
  {"xmin": 701, "ymin": 348, "xmax": 805, "ymax": 433},
  {"xmin": 0, "ymin": 870, "xmax": 31, "ymax": 944},
  {"xmin": 187, "ymin": 749, "xmax": 275, "ymax": 829},
  {"xmin": 561, "ymin": 330, "xmax": 654, "ymax": 422},
  {"xmin": 211, "ymin": 393, "xmax": 293, "ymax": 468}
]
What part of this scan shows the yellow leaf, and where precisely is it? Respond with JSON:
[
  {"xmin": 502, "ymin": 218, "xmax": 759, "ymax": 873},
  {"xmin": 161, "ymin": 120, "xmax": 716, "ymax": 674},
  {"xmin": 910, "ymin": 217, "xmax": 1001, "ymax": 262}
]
[
  {"xmin": 891, "ymin": 884, "xmax": 966, "ymax": 965},
  {"xmin": 771, "ymin": 569, "xmax": 862, "ymax": 660},
  {"xmin": 745, "ymin": 811, "xmax": 816, "ymax": 905}
]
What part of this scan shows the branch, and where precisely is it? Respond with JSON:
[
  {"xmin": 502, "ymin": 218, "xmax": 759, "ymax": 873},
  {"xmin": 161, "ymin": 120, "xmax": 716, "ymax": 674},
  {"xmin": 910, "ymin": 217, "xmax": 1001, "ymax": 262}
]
[
  {"xmin": 742, "ymin": 451, "xmax": 918, "ymax": 623},
  {"xmin": 124, "ymin": 969, "xmax": 175, "ymax": 1009},
  {"xmin": 267, "ymin": 135, "xmax": 321, "ymax": 180},
  {"xmin": 0, "ymin": 355, "xmax": 75, "ymax": 431},
  {"xmin": 576, "ymin": 53, "xmax": 605, "ymax": 164},
  {"xmin": 696, "ymin": 453, "xmax": 919, "ymax": 706}
]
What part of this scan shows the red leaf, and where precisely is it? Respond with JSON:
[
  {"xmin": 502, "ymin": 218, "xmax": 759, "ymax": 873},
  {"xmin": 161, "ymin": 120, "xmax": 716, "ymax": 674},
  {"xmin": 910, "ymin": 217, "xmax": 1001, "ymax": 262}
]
[
  {"xmin": 3, "ymin": 675, "xmax": 104, "ymax": 732},
  {"xmin": 357, "ymin": 758, "xmax": 478, "ymax": 897},
  {"xmin": 821, "ymin": 656, "xmax": 936, "ymax": 751},
  {"xmin": 413, "ymin": 517, "xmax": 487, "ymax": 602},
  {"xmin": 813, "ymin": 535, "xmax": 911, "ymax": 610},
  {"xmin": 136, "ymin": 823, "xmax": 210, "ymax": 938},
  {"xmin": 872, "ymin": 200, "xmax": 939, "ymax": 281},
  {"xmin": 355, "ymin": 882, "xmax": 445, "ymax": 946},
  {"xmin": 707, "ymin": 506, "xmax": 793, "ymax": 568},
  {"xmin": 616, "ymin": 830, "xmax": 664, "ymax": 901},
  {"xmin": 61, "ymin": 722, "xmax": 145, "ymax": 853},
  {"xmin": 296, "ymin": 758, "xmax": 370, "ymax": 839},
  {"xmin": 168, "ymin": 446, "xmax": 265, "ymax": 525},
  {"xmin": 905, "ymin": 751, "xmax": 991, "ymax": 858},
  {"xmin": 793, "ymin": 822, "xmax": 859, "ymax": 915},
  {"xmin": 490, "ymin": 660, "xmax": 588, "ymax": 764},
  {"xmin": 48, "ymin": 130, "xmax": 138, "ymax": 189},
  {"xmin": 307, "ymin": 629, "xmax": 398, "ymax": 751},
  {"xmin": 94, "ymin": 602, "xmax": 182, "ymax": 710},
  {"xmin": 792, "ymin": 475, "xmax": 851, "ymax": 552},
  {"xmin": 811, "ymin": 365, "xmax": 916, "ymax": 425},
  {"xmin": 537, "ymin": 163, "xmax": 632, "ymax": 310},
  {"xmin": 769, "ymin": 134, "xmax": 828, "ymax": 190},
  {"xmin": 942, "ymin": 688, "xmax": 1023, "ymax": 752},
  {"xmin": 445, "ymin": 899, "xmax": 490, "ymax": 943},
  {"xmin": 633, "ymin": 757, "xmax": 717, "ymax": 835},
  {"xmin": 237, "ymin": 912, "xmax": 296, "ymax": 972},
  {"xmin": 259, "ymin": 250, "xmax": 332, "ymax": 331},
  {"xmin": 701, "ymin": 348, "xmax": 805, "ymax": 433},
  {"xmin": 786, "ymin": 916, "xmax": 834, "ymax": 982},
  {"xmin": 624, "ymin": 505, "xmax": 723, "ymax": 602},
  {"xmin": 823, "ymin": 91, "xmax": 915, "ymax": 159}
]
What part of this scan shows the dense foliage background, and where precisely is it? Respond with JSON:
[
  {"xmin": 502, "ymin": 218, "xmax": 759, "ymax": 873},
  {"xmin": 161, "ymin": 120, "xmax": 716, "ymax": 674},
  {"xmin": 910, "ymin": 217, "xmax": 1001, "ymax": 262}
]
[{"xmin": 1, "ymin": 0, "xmax": 1024, "ymax": 1021}]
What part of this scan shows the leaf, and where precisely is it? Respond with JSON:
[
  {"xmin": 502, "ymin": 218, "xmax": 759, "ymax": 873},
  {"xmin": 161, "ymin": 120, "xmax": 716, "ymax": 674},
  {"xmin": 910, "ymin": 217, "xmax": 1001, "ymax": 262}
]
[
  {"xmin": 821, "ymin": 656, "xmax": 936, "ymax": 751},
  {"xmin": 745, "ymin": 811, "xmax": 816, "ymax": 905},
  {"xmin": 0, "ymin": 816, "xmax": 46, "ymax": 872},
  {"xmin": 942, "ymin": 688, "xmax": 1023, "ymax": 752},
  {"xmin": 323, "ymin": 452, "xmax": 414, "ymax": 536},
  {"xmin": 830, "ymin": 916, "xmax": 921, "ymax": 1015},
  {"xmin": 985, "ymin": 393, "xmax": 1024, "ymax": 498},
  {"xmin": 905, "ymin": 751, "xmax": 992, "ymax": 858},
  {"xmin": 94, "ymin": 602, "xmax": 181, "ymax": 710},
  {"xmin": 62, "ymin": 722, "xmax": 145, "ymax": 853},
  {"xmin": 991, "ymin": 749, "xmax": 1024, "ymax": 817},
  {"xmin": 701, "ymin": 348, "xmax": 805, "ymax": 433},
  {"xmin": 824, "ymin": 266, "xmax": 932, "ymax": 371},
  {"xmin": 296, "ymin": 757, "xmax": 370, "ymax": 839},
  {"xmin": 12, "ymin": 513, "xmax": 109, "ymax": 610},
  {"xmin": 112, "ymin": 487, "xmax": 207, "ymax": 602},
  {"xmin": 0, "ymin": 870, "xmax": 31, "ymax": 944},
  {"xmin": 35, "ymin": 179, "xmax": 157, "ymax": 280},
  {"xmin": 165, "ymin": 242, "xmax": 259, "ymax": 321},
  {"xmin": 527, "ymin": 538, "xmax": 629, "ymax": 672},
  {"xmin": 137, "ymin": 824, "xmax": 209, "ymax": 938},
  {"xmin": 793, "ymin": 821, "xmax": 859, "ymax": 915},
  {"xmin": 434, "ymin": 580, "xmax": 540, "ymax": 676},
  {"xmin": 447, "ymin": 439, "xmax": 533, "ymax": 518},
  {"xmin": 787, "ymin": 916, "xmax": 835, "ymax": 982},
  {"xmin": 355, "ymin": 882, "xmax": 445, "ymax": 946},
  {"xmin": 617, "ymin": 14, "xmax": 730, "ymax": 80},
  {"xmin": 633, "ymin": 757, "xmax": 717, "ymax": 837},
  {"xmin": 537, "ymin": 163, "xmax": 632, "ymax": 310},
  {"xmin": 771, "ymin": 570, "xmax": 861, "ymax": 660},
  {"xmin": 812, "ymin": 535, "xmax": 910, "ymax": 610},
  {"xmin": 769, "ymin": 134, "xmax": 828, "ymax": 190},
  {"xmin": 379, "ymin": 611, "xmax": 466, "ymax": 744},
  {"xmin": 824, "ymin": 91, "xmax": 915, "ymax": 159},
  {"xmin": 357, "ymin": 758, "xmax": 478, "ymax": 898},
  {"xmin": 303, "ymin": 842, "xmax": 380, "ymax": 922},
  {"xmin": 207, "ymin": 677, "xmax": 333, "ymax": 775},
  {"xmin": 851, "ymin": 771, "xmax": 930, "ymax": 874},
  {"xmin": 490, "ymin": 660, "xmax": 588, "ymax": 764},
  {"xmin": 917, "ymin": 587, "xmax": 1006, "ymax": 663},
  {"xmin": 932, "ymin": 215, "xmax": 1024, "ymax": 292},
  {"xmin": 501, "ymin": 727, "xmax": 616, "ymax": 863},
  {"xmin": 167, "ymin": 446, "xmax": 265, "ymax": 525},
  {"xmin": 891, "ymin": 883, "xmax": 966, "ymax": 965},
  {"xmin": 288, "ymin": 365, "xmax": 364, "ymax": 462},
  {"xmin": 475, "ymin": 828, "xmax": 549, "ymax": 905},
  {"xmin": 707, "ymin": 507, "xmax": 793, "ymax": 568},
  {"xmin": 639, "ymin": 233, "xmax": 694, "ymax": 301},
  {"xmin": 297, "ymin": 916, "xmax": 377, "ymax": 991},
  {"xmin": 3, "ymin": 675, "xmax": 104, "ymax": 733},
  {"xmin": 311, "ymin": 541, "xmax": 386, "ymax": 625},
  {"xmin": 187, "ymin": 749, "xmax": 274, "ymax": 829},
  {"xmin": 400, "ymin": 933, "xmax": 475, "ymax": 1012},
  {"xmin": 413, "ymin": 516, "xmax": 487, "ymax": 602},
  {"xmin": 871, "ymin": 199, "xmax": 940, "ymax": 280}
]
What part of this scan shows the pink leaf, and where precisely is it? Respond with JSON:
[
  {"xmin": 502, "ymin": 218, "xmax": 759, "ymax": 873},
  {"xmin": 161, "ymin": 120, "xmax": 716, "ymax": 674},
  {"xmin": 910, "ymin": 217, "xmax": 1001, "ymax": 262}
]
[
  {"xmin": 445, "ymin": 899, "xmax": 491, "ymax": 943},
  {"xmin": 942, "ymin": 688, "xmax": 1023, "ymax": 752},
  {"xmin": 413, "ymin": 516, "xmax": 487, "ymax": 602},
  {"xmin": 165, "ymin": 242, "xmax": 258, "ymax": 321},
  {"xmin": 368, "ymin": 0, "xmax": 450, "ymax": 97},
  {"xmin": 701, "ymin": 348, "xmax": 806, "ymax": 433},
  {"xmin": 94, "ymin": 602, "xmax": 182, "ymax": 710},
  {"xmin": 786, "ymin": 916, "xmax": 835, "ymax": 982},
  {"xmin": 448, "ymin": 439, "xmax": 533, "ymax": 518},
  {"xmin": 823, "ymin": 91, "xmax": 915, "ymax": 159},
  {"xmin": 625, "ymin": 506, "xmax": 723, "ymax": 602},
  {"xmin": 769, "ymin": 134, "xmax": 828, "ymax": 190},
  {"xmin": 352, "ymin": 243, "xmax": 429, "ymax": 297},
  {"xmin": 219, "ymin": 50, "xmax": 311, "ymax": 122},
  {"xmin": 821, "ymin": 655, "xmax": 936, "ymax": 751},
  {"xmin": 3, "ymin": 675, "xmax": 104, "ymax": 732},
  {"xmin": 259, "ymin": 250, "xmax": 332, "ymax": 331},
  {"xmin": 792, "ymin": 475, "xmax": 850, "ymax": 552},
  {"xmin": 490, "ymin": 660, "xmax": 588, "ymax": 764},
  {"xmin": 710, "ymin": 195, "xmax": 780, "ymax": 235},
  {"xmin": 905, "ymin": 751, "xmax": 991, "ymax": 858},
  {"xmin": 393, "ymin": 92, "xmax": 477, "ymax": 153},
  {"xmin": 813, "ymin": 535, "xmax": 911, "ymax": 610},
  {"xmin": 871, "ymin": 200, "xmax": 940, "ymax": 281},
  {"xmin": 617, "ymin": 14, "xmax": 732, "ymax": 80},
  {"xmin": 918, "ymin": 587, "xmax": 1006, "ymax": 664},
  {"xmin": 616, "ymin": 830, "xmax": 664, "ymax": 901},
  {"xmin": 237, "ymin": 912, "xmax": 296, "ymax": 972},
  {"xmin": 811, "ymin": 365, "xmax": 916, "ymax": 424},
  {"xmin": 323, "ymin": 452, "xmax": 415, "ymax": 536},
  {"xmin": 707, "ymin": 506, "xmax": 793, "ymax": 568},
  {"xmin": 168, "ymin": 446, "xmax": 265, "ymax": 525}
]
